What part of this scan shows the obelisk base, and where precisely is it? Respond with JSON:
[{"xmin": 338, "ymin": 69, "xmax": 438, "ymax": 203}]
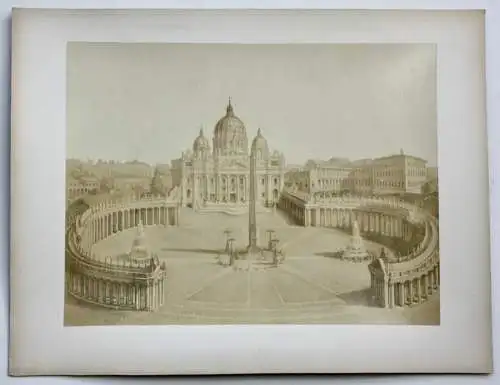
[{"xmin": 245, "ymin": 245, "xmax": 262, "ymax": 260}]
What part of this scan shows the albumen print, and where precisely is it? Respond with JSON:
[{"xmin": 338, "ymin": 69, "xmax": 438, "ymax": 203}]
[{"xmin": 65, "ymin": 43, "xmax": 439, "ymax": 326}]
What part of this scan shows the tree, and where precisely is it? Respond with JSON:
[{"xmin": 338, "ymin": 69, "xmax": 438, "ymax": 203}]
[
  {"xmin": 99, "ymin": 176, "xmax": 114, "ymax": 193},
  {"xmin": 150, "ymin": 168, "xmax": 165, "ymax": 196}
]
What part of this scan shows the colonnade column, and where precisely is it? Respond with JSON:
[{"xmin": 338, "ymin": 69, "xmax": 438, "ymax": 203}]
[{"xmin": 383, "ymin": 280, "xmax": 389, "ymax": 308}]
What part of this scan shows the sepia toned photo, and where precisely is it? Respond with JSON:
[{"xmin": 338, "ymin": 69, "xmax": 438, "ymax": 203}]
[{"xmin": 64, "ymin": 42, "xmax": 440, "ymax": 326}]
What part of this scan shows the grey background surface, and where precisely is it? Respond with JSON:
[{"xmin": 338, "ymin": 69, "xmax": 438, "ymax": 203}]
[{"xmin": 2, "ymin": 1, "xmax": 499, "ymax": 384}]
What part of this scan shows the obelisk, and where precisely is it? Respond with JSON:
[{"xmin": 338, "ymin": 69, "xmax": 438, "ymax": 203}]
[{"xmin": 248, "ymin": 134, "xmax": 259, "ymax": 254}]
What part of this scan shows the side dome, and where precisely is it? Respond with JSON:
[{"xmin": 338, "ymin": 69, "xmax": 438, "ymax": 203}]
[
  {"xmin": 193, "ymin": 128, "xmax": 210, "ymax": 153},
  {"xmin": 213, "ymin": 98, "xmax": 248, "ymax": 155},
  {"xmin": 251, "ymin": 128, "xmax": 269, "ymax": 159}
]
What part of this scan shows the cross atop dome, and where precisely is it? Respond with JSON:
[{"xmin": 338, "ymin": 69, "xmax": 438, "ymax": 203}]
[{"xmin": 226, "ymin": 96, "xmax": 234, "ymax": 116}]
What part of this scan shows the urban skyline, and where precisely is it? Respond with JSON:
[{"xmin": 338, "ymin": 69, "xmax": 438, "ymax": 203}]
[{"xmin": 67, "ymin": 43, "xmax": 437, "ymax": 166}]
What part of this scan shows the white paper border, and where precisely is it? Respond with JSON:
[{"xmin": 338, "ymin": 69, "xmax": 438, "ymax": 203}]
[{"xmin": 9, "ymin": 8, "xmax": 491, "ymax": 375}]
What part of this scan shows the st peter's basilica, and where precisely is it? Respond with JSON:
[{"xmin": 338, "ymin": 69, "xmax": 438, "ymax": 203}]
[{"xmin": 171, "ymin": 99, "xmax": 286, "ymax": 208}]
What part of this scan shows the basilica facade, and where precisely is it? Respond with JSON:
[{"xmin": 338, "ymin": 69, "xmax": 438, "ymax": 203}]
[{"xmin": 171, "ymin": 99, "xmax": 285, "ymax": 208}]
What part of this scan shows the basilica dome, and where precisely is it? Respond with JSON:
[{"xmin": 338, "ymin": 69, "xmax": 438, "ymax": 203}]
[
  {"xmin": 193, "ymin": 128, "xmax": 210, "ymax": 153},
  {"xmin": 213, "ymin": 98, "xmax": 248, "ymax": 155},
  {"xmin": 251, "ymin": 128, "xmax": 269, "ymax": 159}
]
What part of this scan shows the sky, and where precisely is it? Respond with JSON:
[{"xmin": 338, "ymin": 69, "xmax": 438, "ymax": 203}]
[{"xmin": 67, "ymin": 43, "xmax": 437, "ymax": 166}]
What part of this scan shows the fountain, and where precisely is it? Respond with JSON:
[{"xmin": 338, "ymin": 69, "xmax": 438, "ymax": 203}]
[
  {"xmin": 129, "ymin": 219, "xmax": 153, "ymax": 263},
  {"xmin": 341, "ymin": 220, "xmax": 371, "ymax": 262}
]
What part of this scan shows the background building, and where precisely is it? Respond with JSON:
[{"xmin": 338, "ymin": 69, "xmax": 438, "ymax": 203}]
[
  {"xmin": 284, "ymin": 150, "xmax": 430, "ymax": 199},
  {"xmin": 66, "ymin": 174, "xmax": 100, "ymax": 201},
  {"xmin": 66, "ymin": 158, "xmax": 174, "ymax": 201},
  {"xmin": 370, "ymin": 150, "xmax": 428, "ymax": 196}
]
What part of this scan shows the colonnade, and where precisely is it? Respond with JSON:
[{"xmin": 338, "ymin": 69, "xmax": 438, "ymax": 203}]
[
  {"xmin": 79, "ymin": 205, "xmax": 179, "ymax": 252},
  {"xmin": 314, "ymin": 208, "xmax": 412, "ymax": 239},
  {"xmin": 66, "ymin": 198, "xmax": 170, "ymax": 312},
  {"xmin": 278, "ymin": 195, "xmax": 307, "ymax": 225},
  {"xmin": 66, "ymin": 270, "xmax": 165, "ymax": 311},
  {"xmin": 370, "ymin": 260, "xmax": 440, "ymax": 308},
  {"xmin": 368, "ymin": 211, "xmax": 440, "ymax": 308},
  {"xmin": 279, "ymin": 190, "xmax": 440, "ymax": 309},
  {"xmin": 278, "ymin": 193, "xmax": 412, "ymax": 241}
]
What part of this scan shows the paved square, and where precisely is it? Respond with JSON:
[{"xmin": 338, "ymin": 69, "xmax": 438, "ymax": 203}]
[{"xmin": 65, "ymin": 208, "xmax": 440, "ymax": 325}]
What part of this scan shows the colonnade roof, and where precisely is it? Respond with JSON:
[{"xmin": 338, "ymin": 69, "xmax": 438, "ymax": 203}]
[{"xmin": 283, "ymin": 189, "xmax": 310, "ymax": 203}]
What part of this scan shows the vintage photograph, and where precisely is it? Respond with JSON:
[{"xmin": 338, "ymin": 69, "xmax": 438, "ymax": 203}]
[{"xmin": 65, "ymin": 43, "xmax": 439, "ymax": 326}]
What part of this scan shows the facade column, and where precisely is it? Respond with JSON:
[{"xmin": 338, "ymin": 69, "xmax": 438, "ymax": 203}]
[
  {"xmin": 384, "ymin": 282, "xmax": 394, "ymax": 307},
  {"xmin": 135, "ymin": 285, "xmax": 140, "ymax": 310},
  {"xmin": 417, "ymin": 278, "xmax": 422, "ymax": 303},
  {"xmin": 160, "ymin": 279, "xmax": 164, "ymax": 305}
]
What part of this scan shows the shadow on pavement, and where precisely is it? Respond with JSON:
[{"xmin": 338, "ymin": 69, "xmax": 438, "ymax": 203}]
[{"xmin": 338, "ymin": 288, "xmax": 374, "ymax": 307}]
